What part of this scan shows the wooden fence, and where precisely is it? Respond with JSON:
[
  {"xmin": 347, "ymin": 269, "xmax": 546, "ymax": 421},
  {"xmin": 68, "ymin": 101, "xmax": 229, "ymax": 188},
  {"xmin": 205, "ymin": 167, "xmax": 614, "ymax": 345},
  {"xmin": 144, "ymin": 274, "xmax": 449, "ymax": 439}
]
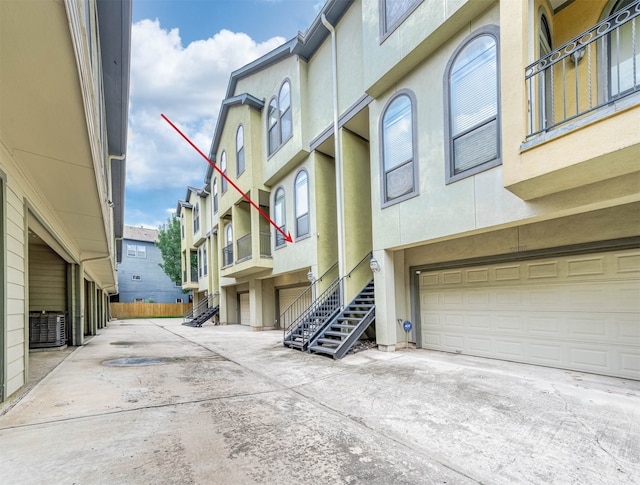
[{"xmin": 110, "ymin": 302, "xmax": 192, "ymax": 319}]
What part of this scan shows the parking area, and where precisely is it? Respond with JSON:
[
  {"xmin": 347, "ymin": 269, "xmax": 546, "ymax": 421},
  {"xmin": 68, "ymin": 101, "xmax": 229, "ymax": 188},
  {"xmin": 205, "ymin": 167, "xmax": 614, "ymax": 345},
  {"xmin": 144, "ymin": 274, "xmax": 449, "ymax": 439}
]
[{"xmin": 1, "ymin": 318, "xmax": 638, "ymax": 484}]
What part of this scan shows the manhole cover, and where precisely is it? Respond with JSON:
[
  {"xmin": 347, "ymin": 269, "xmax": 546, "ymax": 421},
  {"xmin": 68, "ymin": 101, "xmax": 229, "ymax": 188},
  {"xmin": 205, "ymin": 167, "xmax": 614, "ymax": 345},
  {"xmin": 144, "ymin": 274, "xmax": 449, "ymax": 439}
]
[{"xmin": 103, "ymin": 357, "xmax": 175, "ymax": 367}]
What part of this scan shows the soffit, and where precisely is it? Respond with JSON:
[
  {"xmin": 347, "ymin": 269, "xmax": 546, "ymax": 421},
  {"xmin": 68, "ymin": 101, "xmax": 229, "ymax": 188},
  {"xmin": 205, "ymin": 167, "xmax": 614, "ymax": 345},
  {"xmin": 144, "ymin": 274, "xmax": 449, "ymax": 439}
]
[{"xmin": 0, "ymin": 1, "xmax": 108, "ymax": 258}]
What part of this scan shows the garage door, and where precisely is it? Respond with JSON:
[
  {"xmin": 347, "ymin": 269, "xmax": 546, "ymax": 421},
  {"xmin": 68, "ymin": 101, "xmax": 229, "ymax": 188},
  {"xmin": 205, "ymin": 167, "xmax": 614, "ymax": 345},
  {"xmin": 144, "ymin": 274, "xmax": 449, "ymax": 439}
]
[
  {"xmin": 278, "ymin": 286, "xmax": 308, "ymax": 327},
  {"xmin": 239, "ymin": 293, "xmax": 250, "ymax": 326},
  {"xmin": 419, "ymin": 249, "xmax": 640, "ymax": 379}
]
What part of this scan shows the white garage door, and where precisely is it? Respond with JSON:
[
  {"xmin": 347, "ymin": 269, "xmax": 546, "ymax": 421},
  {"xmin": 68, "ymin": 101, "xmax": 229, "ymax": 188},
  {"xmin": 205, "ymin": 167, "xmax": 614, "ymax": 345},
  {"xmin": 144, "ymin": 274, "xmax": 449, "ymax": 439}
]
[
  {"xmin": 239, "ymin": 293, "xmax": 250, "ymax": 326},
  {"xmin": 419, "ymin": 249, "xmax": 640, "ymax": 379}
]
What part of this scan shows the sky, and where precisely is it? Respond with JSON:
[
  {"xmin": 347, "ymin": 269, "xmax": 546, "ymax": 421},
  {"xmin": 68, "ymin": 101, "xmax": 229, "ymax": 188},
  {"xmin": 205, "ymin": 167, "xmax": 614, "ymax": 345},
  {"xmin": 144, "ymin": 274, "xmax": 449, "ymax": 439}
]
[{"xmin": 125, "ymin": 0, "xmax": 324, "ymax": 229}]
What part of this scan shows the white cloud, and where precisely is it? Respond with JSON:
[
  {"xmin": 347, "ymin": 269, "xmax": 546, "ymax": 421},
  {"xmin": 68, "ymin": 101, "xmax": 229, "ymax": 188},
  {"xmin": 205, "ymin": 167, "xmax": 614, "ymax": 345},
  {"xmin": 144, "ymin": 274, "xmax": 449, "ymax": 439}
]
[{"xmin": 127, "ymin": 19, "xmax": 285, "ymax": 190}]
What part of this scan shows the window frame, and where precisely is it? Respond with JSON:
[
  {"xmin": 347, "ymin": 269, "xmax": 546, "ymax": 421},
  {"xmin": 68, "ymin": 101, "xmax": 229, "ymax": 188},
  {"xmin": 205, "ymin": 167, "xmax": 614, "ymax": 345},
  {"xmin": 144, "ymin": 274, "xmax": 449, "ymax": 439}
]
[
  {"xmin": 379, "ymin": 89, "xmax": 419, "ymax": 208},
  {"xmin": 236, "ymin": 124, "xmax": 245, "ymax": 177},
  {"xmin": 379, "ymin": 0, "xmax": 423, "ymax": 41},
  {"xmin": 193, "ymin": 202, "xmax": 199, "ymax": 233},
  {"xmin": 136, "ymin": 245, "xmax": 147, "ymax": 259},
  {"xmin": 126, "ymin": 244, "xmax": 136, "ymax": 257},
  {"xmin": 443, "ymin": 25, "xmax": 502, "ymax": 185},
  {"xmin": 267, "ymin": 78, "xmax": 293, "ymax": 158},
  {"xmin": 220, "ymin": 150, "xmax": 228, "ymax": 193},
  {"xmin": 212, "ymin": 177, "xmax": 218, "ymax": 214},
  {"xmin": 279, "ymin": 80, "xmax": 292, "ymax": 144},
  {"xmin": 294, "ymin": 169, "xmax": 310, "ymax": 239},
  {"xmin": 267, "ymin": 97, "xmax": 279, "ymax": 156},
  {"xmin": 273, "ymin": 186, "xmax": 286, "ymax": 248},
  {"xmin": 538, "ymin": 11, "xmax": 553, "ymax": 131}
]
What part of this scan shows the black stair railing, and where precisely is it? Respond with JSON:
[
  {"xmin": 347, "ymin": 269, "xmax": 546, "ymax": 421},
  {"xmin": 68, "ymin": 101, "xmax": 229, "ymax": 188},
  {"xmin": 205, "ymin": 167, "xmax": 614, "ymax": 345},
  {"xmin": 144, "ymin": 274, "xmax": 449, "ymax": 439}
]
[
  {"xmin": 183, "ymin": 292, "xmax": 219, "ymax": 324},
  {"xmin": 280, "ymin": 262, "xmax": 339, "ymax": 336},
  {"xmin": 308, "ymin": 279, "xmax": 376, "ymax": 359},
  {"xmin": 282, "ymin": 252, "xmax": 375, "ymax": 349}
]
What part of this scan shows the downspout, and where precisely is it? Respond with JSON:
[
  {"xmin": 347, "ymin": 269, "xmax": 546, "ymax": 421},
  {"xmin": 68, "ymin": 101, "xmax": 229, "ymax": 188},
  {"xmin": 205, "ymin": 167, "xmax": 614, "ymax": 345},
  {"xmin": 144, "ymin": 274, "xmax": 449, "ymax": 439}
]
[{"xmin": 321, "ymin": 14, "xmax": 347, "ymax": 286}]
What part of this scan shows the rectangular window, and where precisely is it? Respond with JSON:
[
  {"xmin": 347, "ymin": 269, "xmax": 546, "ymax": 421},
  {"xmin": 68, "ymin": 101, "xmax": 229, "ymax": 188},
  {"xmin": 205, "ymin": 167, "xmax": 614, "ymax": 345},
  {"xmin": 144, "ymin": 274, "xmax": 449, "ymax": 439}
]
[
  {"xmin": 135, "ymin": 298, "xmax": 143, "ymax": 302},
  {"xmin": 176, "ymin": 298, "xmax": 183, "ymax": 303},
  {"xmin": 127, "ymin": 244, "xmax": 136, "ymax": 257},
  {"xmin": 136, "ymin": 245, "xmax": 146, "ymax": 258}
]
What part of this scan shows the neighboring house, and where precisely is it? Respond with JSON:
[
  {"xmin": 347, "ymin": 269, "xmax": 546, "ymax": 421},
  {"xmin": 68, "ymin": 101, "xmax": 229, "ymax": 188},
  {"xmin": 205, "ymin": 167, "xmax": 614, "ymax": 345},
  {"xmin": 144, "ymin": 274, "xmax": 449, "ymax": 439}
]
[
  {"xmin": 0, "ymin": 0, "xmax": 131, "ymax": 403},
  {"xmin": 116, "ymin": 226, "xmax": 186, "ymax": 303},
  {"xmin": 178, "ymin": 0, "xmax": 640, "ymax": 379}
]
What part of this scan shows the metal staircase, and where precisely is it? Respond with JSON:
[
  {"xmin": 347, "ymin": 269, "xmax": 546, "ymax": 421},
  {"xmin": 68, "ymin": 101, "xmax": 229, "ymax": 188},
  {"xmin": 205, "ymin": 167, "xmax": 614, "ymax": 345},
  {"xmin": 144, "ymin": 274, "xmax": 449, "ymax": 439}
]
[
  {"xmin": 308, "ymin": 280, "xmax": 375, "ymax": 359},
  {"xmin": 183, "ymin": 293, "xmax": 219, "ymax": 327},
  {"xmin": 283, "ymin": 279, "xmax": 341, "ymax": 351},
  {"xmin": 282, "ymin": 253, "xmax": 376, "ymax": 358}
]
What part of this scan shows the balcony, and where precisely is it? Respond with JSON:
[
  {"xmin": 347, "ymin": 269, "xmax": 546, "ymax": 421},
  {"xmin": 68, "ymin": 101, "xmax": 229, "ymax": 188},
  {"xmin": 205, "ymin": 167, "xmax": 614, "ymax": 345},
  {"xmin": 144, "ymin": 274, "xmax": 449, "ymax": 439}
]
[
  {"xmin": 220, "ymin": 232, "xmax": 273, "ymax": 278},
  {"xmin": 508, "ymin": 1, "xmax": 640, "ymax": 200},
  {"xmin": 524, "ymin": 2, "xmax": 639, "ymax": 143},
  {"xmin": 237, "ymin": 234, "xmax": 252, "ymax": 262}
]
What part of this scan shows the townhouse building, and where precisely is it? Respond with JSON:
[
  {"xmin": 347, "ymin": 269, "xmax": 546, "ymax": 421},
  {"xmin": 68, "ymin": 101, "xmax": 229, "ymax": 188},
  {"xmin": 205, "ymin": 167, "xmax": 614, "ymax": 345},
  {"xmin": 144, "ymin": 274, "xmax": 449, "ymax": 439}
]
[
  {"xmin": 179, "ymin": 0, "xmax": 639, "ymax": 379},
  {"xmin": 0, "ymin": 0, "xmax": 131, "ymax": 402},
  {"xmin": 116, "ymin": 226, "xmax": 186, "ymax": 303}
]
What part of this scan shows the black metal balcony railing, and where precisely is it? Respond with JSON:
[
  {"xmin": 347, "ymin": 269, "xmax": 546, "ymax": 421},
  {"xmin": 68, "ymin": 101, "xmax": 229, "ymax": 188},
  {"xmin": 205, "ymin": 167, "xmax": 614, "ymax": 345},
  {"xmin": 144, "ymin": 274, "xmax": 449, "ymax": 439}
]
[
  {"xmin": 222, "ymin": 243, "xmax": 234, "ymax": 268},
  {"xmin": 237, "ymin": 234, "xmax": 252, "ymax": 262},
  {"xmin": 525, "ymin": 1, "xmax": 639, "ymax": 139},
  {"xmin": 260, "ymin": 232, "xmax": 272, "ymax": 257}
]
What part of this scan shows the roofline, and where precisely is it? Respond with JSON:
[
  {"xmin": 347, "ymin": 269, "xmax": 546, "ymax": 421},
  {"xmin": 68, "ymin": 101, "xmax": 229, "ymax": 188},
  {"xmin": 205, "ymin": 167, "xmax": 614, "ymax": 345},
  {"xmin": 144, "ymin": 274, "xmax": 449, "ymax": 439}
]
[
  {"xmin": 206, "ymin": 93, "xmax": 265, "ymax": 181},
  {"xmin": 202, "ymin": 0, "xmax": 354, "ymax": 184}
]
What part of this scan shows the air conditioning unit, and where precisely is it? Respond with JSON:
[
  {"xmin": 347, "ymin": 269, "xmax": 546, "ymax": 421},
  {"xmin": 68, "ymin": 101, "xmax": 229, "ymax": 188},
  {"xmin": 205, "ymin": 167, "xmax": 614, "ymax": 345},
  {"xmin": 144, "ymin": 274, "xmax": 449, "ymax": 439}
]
[{"xmin": 29, "ymin": 312, "xmax": 66, "ymax": 348}]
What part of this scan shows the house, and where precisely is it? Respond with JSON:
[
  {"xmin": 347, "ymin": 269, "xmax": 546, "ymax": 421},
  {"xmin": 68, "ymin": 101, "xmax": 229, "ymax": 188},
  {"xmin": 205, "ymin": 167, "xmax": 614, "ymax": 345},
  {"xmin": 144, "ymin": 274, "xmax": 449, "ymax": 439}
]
[
  {"xmin": 179, "ymin": 0, "xmax": 639, "ymax": 379},
  {"xmin": 0, "ymin": 0, "xmax": 131, "ymax": 402},
  {"xmin": 115, "ymin": 226, "xmax": 186, "ymax": 303}
]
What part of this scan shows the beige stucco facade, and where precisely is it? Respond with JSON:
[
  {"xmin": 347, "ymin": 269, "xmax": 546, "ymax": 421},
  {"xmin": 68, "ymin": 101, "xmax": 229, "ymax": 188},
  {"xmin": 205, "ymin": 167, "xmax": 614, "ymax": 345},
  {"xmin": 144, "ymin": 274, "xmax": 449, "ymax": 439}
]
[{"xmin": 178, "ymin": 0, "xmax": 639, "ymax": 377}]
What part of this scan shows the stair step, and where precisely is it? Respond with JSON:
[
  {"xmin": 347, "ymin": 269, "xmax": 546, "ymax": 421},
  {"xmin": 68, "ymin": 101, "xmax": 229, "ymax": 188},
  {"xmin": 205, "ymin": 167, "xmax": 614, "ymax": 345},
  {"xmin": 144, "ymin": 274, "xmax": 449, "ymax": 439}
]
[
  {"xmin": 333, "ymin": 323, "xmax": 358, "ymax": 328},
  {"xmin": 324, "ymin": 330, "xmax": 349, "ymax": 338},
  {"xmin": 308, "ymin": 345, "xmax": 336, "ymax": 355},
  {"xmin": 317, "ymin": 338, "xmax": 341, "ymax": 346}
]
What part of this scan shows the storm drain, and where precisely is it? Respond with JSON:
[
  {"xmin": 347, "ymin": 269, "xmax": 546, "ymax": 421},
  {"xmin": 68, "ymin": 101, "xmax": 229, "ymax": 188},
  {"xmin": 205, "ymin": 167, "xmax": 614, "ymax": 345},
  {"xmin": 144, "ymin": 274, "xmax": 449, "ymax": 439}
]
[{"xmin": 102, "ymin": 357, "xmax": 178, "ymax": 367}]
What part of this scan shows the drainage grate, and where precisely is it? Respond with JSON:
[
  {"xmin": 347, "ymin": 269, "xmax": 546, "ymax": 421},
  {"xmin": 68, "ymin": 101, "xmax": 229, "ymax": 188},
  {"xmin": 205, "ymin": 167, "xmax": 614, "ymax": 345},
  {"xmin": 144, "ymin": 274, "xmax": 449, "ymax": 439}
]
[{"xmin": 102, "ymin": 357, "xmax": 176, "ymax": 367}]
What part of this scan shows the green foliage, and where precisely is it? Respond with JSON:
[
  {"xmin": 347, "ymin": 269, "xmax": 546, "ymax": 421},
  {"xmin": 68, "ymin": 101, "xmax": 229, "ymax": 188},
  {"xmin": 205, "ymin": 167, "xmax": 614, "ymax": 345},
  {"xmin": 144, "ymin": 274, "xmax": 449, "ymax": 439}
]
[{"xmin": 156, "ymin": 216, "xmax": 182, "ymax": 286}]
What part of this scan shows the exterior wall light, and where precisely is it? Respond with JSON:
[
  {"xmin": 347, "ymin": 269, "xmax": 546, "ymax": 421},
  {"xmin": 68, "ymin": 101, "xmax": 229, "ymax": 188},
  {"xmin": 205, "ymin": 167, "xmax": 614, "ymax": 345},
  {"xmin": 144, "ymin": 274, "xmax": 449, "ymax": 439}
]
[
  {"xmin": 307, "ymin": 271, "xmax": 315, "ymax": 283},
  {"xmin": 369, "ymin": 256, "xmax": 380, "ymax": 273}
]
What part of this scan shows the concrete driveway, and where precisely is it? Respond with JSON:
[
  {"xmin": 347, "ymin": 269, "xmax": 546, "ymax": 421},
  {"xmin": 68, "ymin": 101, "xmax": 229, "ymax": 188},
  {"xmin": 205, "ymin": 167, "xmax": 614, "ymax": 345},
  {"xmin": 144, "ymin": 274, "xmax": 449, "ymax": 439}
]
[{"xmin": 1, "ymin": 318, "xmax": 638, "ymax": 484}]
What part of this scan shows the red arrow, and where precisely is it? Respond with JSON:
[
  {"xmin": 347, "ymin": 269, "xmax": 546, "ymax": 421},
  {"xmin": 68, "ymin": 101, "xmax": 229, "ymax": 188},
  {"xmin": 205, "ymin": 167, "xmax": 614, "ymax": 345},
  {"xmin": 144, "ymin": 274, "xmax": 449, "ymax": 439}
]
[{"xmin": 162, "ymin": 114, "xmax": 293, "ymax": 244}]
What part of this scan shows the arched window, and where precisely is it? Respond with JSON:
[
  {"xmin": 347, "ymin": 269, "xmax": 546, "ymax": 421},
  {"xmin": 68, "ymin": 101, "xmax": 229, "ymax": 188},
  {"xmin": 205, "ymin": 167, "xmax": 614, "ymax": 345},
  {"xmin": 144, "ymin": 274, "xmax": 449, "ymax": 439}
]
[
  {"xmin": 236, "ymin": 124, "xmax": 245, "ymax": 176},
  {"xmin": 607, "ymin": 0, "xmax": 639, "ymax": 99},
  {"xmin": 445, "ymin": 26, "xmax": 501, "ymax": 183},
  {"xmin": 220, "ymin": 150, "xmax": 227, "ymax": 193},
  {"xmin": 267, "ymin": 98, "xmax": 279, "ymax": 155},
  {"xmin": 294, "ymin": 170, "xmax": 309, "ymax": 237},
  {"xmin": 538, "ymin": 13, "xmax": 553, "ymax": 129},
  {"xmin": 193, "ymin": 202, "xmax": 200, "ymax": 233},
  {"xmin": 381, "ymin": 91, "xmax": 417, "ymax": 204},
  {"xmin": 267, "ymin": 79, "xmax": 293, "ymax": 156},
  {"xmin": 212, "ymin": 177, "xmax": 218, "ymax": 214},
  {"xmin": 279, "ymin": 81, "xmax": 292, "ymax": 142},
  {"xmin": 274, "ymin": 187, "xmax": 286, "ymax": 247},
  {"xmin": 223, "ymin": 223, "xmax": 233, "ymax": 267}
]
